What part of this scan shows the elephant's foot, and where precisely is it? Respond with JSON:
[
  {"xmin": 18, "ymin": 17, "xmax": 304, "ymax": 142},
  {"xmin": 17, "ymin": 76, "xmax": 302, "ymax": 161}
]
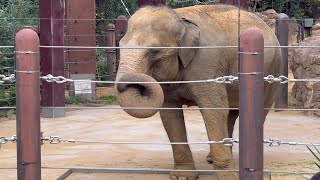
[
  {"xmin": 215, "ymin": 171, "xmax": 238, "ymax": 180},
  {"xmin": 213, "ymin": 160, "xmax": 238, "ymax": 180},
  {"xmin": 170, "ymin": 164, "xmax": 199, "ymax": 180},
  {"xmin": 207, "ymin": 146, "xmax": 233, "ymax": 164}
]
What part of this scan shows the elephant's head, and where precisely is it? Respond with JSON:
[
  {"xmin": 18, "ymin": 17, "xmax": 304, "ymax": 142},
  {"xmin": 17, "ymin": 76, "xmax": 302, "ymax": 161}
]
[{"xmin": 115, "ymin": 6, "xmax": 200, "ymax": 118}]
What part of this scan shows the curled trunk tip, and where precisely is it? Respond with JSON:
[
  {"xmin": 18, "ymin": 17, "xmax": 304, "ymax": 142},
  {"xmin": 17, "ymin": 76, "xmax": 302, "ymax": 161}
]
[{"xmin": 116, "ymin": 73, "xmax": 164, "ymax": 118}]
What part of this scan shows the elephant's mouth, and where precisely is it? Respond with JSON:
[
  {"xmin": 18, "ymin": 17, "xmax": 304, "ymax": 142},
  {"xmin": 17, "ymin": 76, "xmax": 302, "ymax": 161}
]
[{"xmin": 116, "ymin": 73, "xmax": 164, "ymax": 118}]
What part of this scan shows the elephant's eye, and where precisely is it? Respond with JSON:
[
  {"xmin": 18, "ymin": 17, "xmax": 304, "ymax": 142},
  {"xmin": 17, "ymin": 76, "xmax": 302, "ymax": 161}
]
[
  {"xmin": 148, "ymin": 48, "xmax": 162, "ymax": 64},
  {"xmin": 150, "ymin": 48, "xmax": 161, "ymax": 55}
]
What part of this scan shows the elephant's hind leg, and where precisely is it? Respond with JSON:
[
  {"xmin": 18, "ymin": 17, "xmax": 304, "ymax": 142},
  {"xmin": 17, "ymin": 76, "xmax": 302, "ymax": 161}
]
[
  {"xmin": 206, "ymin": 110, "xmax": 239, "ymax": 164},
  {"xmin": 160, "ymin": 102, "xmax": 199, "ymax": 180}
]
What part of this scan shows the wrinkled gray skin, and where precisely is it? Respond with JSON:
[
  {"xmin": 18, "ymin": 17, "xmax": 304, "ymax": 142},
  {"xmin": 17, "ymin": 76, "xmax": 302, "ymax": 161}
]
[{"xmin": 115, "ymin": 4, "xmax": 281, "ymax": 180}]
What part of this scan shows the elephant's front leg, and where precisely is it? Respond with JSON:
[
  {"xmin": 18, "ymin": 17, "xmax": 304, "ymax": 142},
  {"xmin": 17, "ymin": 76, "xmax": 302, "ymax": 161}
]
[
  {"xmin": 194, "ymin": 86, "xmax": 238, "ymax": 180},
  {"xmin": 160, "ymin": 102, "xmax": 198, "ymax": 180},
  {"xmin": 206, "ymin": 110, "xmax": 239, "ymax": 164}
]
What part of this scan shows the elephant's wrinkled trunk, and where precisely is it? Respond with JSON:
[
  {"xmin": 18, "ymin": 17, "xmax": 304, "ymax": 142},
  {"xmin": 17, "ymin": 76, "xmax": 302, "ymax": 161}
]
[{"xmin": 116, "ymin": 72, "xmax": 164, "ymax": 118}]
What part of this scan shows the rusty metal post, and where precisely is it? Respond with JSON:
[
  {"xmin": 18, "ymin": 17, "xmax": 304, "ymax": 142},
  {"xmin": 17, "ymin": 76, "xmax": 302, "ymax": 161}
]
[
  {"xmin": 40, "ymin": 0, "xmax": 65, "ymax": 118},
  {"xmin": 115, "ymin": 15, "xmax": 128, "ymax": 73},
  {"xmin": 239, "ymin": 28, "xmax": 264, "ymax": 180},
  {"xmin": 275, "ymin": 13, "xmax": 289, "ymax": 111},
  {"xmin": 65, "ymin": 0, "xmax": 97, "ymax": 101},
  {"xmin": 106, "ymin": 23, "xmax": 117, "ymax": 81},
  {"xmin": 15, "ymin": 28, "xmax": 41, "ymax": 180}
]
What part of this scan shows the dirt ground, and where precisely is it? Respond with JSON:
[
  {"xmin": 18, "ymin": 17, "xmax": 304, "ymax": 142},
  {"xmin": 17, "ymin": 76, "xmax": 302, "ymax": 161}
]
[{"xmin": 0, "ymin": 105, "xmax": 319, "ymax": 180}]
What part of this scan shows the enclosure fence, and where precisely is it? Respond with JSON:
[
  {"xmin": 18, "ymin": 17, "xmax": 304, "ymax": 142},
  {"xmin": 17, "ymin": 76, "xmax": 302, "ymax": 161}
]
[
  {"xmin": 0, "ymin": 25, "xmax": 320, "ymax": 180},
  {"xmin": 0, "ymin": 4, "xmax": 320, "ymax": 180}
]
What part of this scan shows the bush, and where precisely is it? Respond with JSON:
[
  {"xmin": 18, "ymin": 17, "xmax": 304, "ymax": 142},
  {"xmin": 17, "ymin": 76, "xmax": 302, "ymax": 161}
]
[
  {"xmin": 96, "ymin": 49, "xmax": 108, "ymax": 84},
  {"xmin": 0, "ymin": 85, "xmax": 16, "ymax": 107},
  {"xmin": 98, "ymin": 95, "xmax": 117, "ymax": 104},
  {"xmin": 0, "ymin": 0, "xmax": 39, "ymax": 93},
  {"xmin": 65, "ymin": 95, "xmax": 90, "ymax": 105}
]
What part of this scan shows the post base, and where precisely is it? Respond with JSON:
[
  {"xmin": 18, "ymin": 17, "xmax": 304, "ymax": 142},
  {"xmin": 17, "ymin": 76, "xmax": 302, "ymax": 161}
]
[
  {"xmin": 41, "ymin": 107, "xmax": 65, "ymax": 118},
  {"xmin": 69, "ymin": 74, "xmax": 96, "ymax": 101}
]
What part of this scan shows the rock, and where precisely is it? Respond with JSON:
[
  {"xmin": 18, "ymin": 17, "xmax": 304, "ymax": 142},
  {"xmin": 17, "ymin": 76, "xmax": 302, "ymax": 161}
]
[
  {"xmin": 255, "ymin": 9, "xmax": 299, "ymax": 45},
  {"xmin": 312, "ymin": 23, "xmax": 320, "ymax": 36},
  {"xmin": 289, "ymin": 36, "xmax": 320, "ymax": 116}
]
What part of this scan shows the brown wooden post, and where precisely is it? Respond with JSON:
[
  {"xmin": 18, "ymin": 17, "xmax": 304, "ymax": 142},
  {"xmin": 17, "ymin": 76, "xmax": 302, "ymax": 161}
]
[
  {"xmin": 220, "ymin": 0, "xmax": 250, "ymax": 10},
  {"xmin": 15, "ymin": 28, "xmax": 41, "ymax": 180},
  {"xmin": 137, "ymin": 0, "xmax": 166, "ymax": 7},
  {"xmin": 275, "ymin": 13, "xmax": 289, "ymax": 111},
  {"xmin": 65, "ymin": 0, "xmax": 97, "ymax": 100},
  {"xmin": 239, "ymin": 28, "xmax": 264, "ymax": 180},
  {"xmin": 106, "ymin": 24, "xmax": 116, "ymax": 81},
  {"xmin": 115, "ymin": 15, "xmax": 128, "ymax": 74},
  {"xmin": 40, "ymin": 0, "xmax": 65, "ymax": 118}
]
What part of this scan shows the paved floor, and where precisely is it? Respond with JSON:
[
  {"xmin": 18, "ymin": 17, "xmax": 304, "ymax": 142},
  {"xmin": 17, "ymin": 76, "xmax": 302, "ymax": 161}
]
[{"xmin": 0, "ymin": 105, "xmax": 319, "ymax": 179}]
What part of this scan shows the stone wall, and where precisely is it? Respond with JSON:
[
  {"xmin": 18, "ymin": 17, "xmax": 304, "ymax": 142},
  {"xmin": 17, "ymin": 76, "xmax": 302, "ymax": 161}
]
[
  {"xmin": 289, "ymin": 36, "xmax": 320, "ymax": 116},
  {"xmin": 312, "ymin": 22, "xmax": 320, "ymax": 36}
]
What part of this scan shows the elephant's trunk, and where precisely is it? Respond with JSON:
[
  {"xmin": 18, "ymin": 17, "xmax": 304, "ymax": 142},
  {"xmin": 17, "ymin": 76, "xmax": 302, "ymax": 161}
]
[{"xmin": 115, "ymin": 51, "xmax": 164, "ymax": 118}]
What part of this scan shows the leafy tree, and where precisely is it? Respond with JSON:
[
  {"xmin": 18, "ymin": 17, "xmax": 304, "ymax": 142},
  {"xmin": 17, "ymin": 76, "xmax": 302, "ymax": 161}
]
[
  {"xmin": 0, "ymin": 0, "xmax": 38, "ymax": 107},
  {"xmin": 96, "ymin": 0, "xmax": 137, "ymax": 46},
  {"xmin": 166, "ymin": 0, "xmax": 219, "ymax": 8},
  {"xmin": 249, "ymin": 0, "xmax": 320, "ymax": 19},
  {"xmin": 0, "ymin": 0, "xmax": 38, "ymax": 74},
  {"xmin": 167, "ymin": 0, "xmax": 320, "ymax": 20}
]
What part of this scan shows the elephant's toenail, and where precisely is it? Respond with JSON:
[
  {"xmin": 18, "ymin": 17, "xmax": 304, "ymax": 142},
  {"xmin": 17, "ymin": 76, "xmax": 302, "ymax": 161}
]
[
  {"xmin": 170, "ymin": 175, "xmax": 178, "ymax": 180},
  {"xmin": 178, "ymin": 177, "xmax": 187, "ymax": 180}
]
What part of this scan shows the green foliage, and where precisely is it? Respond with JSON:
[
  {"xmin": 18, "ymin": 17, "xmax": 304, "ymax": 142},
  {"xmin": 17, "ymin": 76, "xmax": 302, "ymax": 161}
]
[
  {"xmin": 167, "ymin": 0, "xmax": 320, "ymax": 19},
  {"xmin": 166, "ymin": 0, "xmax": 196, "ymax": 8},
  {"xmin": 0, "ymin": 0, "xmax": 39, "ymax": 45},
  {"xmin": 96, "ymin": 49, "xmax": 108, "ymax": 83},
  {"xmin": 0, "ymin": 0, "xmax": 38, "ymax": 109},
  {"xmin": 98, "ymin": 95, "xmax": 117, "ymax": 104},
  {"xmin": 307, "ymin": 144, "xmax": 320, "ymax": 169},
  {"xmin": 65, "ymin": 95, "xmax": 90, "ymax": 105},
  {"xmin": 96, "ymin": 0, "xmax": 137, "ymax": 46},
  {"xmin": 0, "ymin": 86, "xmax": 16, "ymax": 106},
  {"xmin": 99, "ymin": 0, "xmax": 137, "ymax": 20},
  {"xmin": 249, "ymin": 0, "xmax": 320, "ymax": 19},
  {"xmin": 303, "ymin": 0, "xmax": 320, "ymax": 19},
  {"xmin": 65, "ymin": 95, "xmax": 117, "ymax": 105},
  {"xmin": 166, "ymin": 0, "xmax": 219, "ymax": 8}
]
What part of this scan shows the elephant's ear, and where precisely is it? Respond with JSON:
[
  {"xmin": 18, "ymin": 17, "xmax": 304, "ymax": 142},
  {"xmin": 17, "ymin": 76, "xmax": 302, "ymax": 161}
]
[{"xmin": 178, "ymin": 18, "xmax": 200, "ymax": 68}]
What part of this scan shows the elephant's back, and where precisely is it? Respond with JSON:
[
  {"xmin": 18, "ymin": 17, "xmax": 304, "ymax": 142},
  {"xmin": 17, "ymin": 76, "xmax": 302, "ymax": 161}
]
[
  {"xmin": 175, "ymin": 4, "xmax": 281, "ymax": 75},
  {"xmin": 175, "ymin": 4, "xmax": 279, "ymax": 47},
  {"xmin": 175, "ymin": 5, "xmax": 281, "ymax": 108}
]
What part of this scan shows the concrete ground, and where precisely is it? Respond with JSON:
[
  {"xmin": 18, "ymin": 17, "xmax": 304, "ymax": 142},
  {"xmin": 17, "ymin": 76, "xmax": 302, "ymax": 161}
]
[{"xmin": 0, "ymin": 105, "xmax": 319, "ymax": 180}]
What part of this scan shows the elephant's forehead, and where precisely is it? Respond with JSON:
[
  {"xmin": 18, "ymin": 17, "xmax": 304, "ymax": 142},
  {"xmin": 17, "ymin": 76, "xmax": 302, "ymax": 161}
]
[
  {"xmin": 130, "ymin": 17, "xmax": 175, "ymax": 31},
  {"xmin": 128, "ymin": 19, "xmax": 176, "ymax": 41}
]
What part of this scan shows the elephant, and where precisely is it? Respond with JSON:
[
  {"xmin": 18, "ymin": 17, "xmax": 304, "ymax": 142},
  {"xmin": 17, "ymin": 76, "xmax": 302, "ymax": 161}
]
[{"xmin": 115, "ymin": 4, "xmax": 281, "ymax": 180}]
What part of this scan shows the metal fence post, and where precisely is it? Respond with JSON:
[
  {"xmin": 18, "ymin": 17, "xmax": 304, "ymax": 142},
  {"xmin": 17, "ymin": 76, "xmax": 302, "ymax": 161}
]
[
  {"xmin": 15, "ymin": 28, "xmax": 41, "ymax": 180},
  {"xmin": 239, "ymin": 28, "xmax": 264, "ymax": 180},
  {"xmin": 275, "ymin": 13, "xmax": 289, "ymax": 111},
  {"xmin": 65, "ymin": 0, "xmax": 97, "ymax": 101},
  {"xmin": 39, "ymin": 0, "xmax": 65, "ymax": 118},
  {"xmin": 106, "ymin": 23, "xmax": 116, "ymax": 81},
  {"xmin": 115, "ymin": 15, "xmax": 128, "ymax": 72}
]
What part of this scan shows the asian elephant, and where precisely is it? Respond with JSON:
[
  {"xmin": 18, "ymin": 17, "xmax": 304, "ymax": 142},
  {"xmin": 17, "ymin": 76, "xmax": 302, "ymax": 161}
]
[{"xmin": 115, "ymin": 4, "xmax": 281, "ymax": 180}]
